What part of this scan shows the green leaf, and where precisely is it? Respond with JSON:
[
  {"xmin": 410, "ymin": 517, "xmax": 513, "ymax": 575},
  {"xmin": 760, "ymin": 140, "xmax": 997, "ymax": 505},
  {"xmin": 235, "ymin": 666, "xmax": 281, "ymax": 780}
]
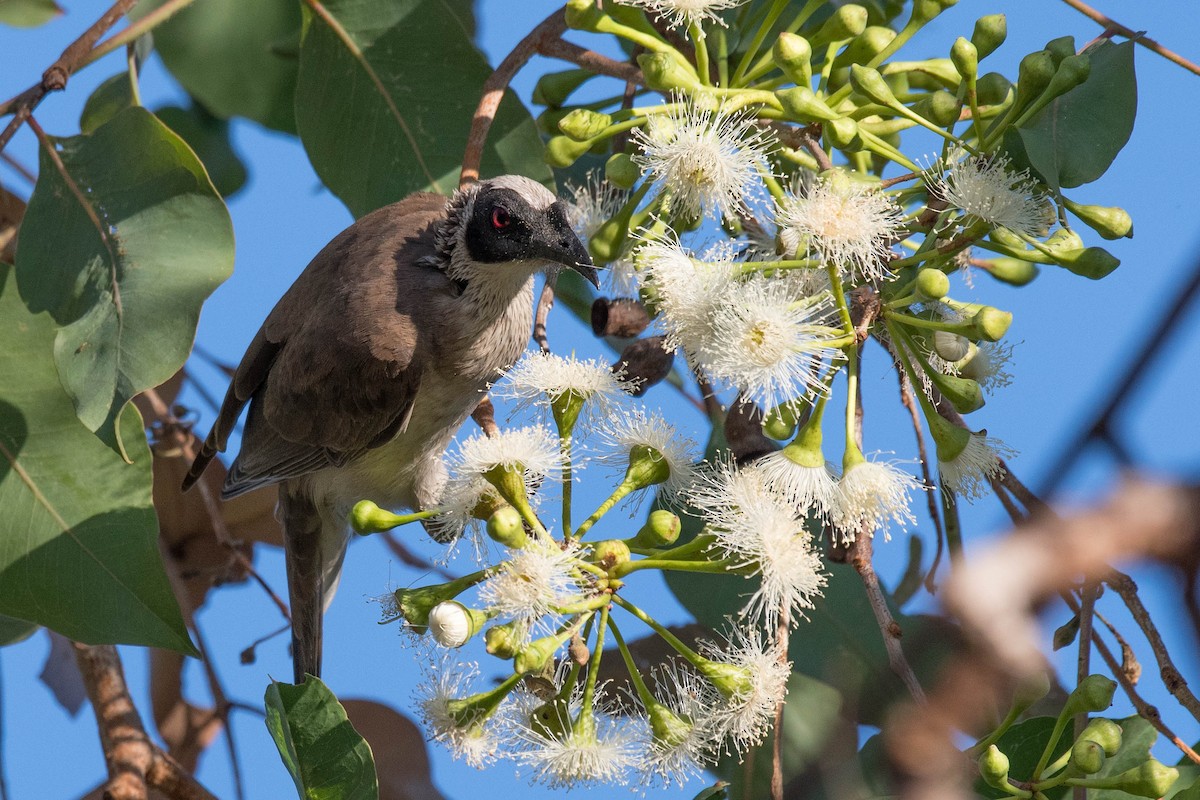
[
  {"xmin": 295, "ymin": 0, "xmax": 551, "ymax": 217},
  {"xmin": 265, "ymin": 677, "xmax": 379, "ymax": 800},
  {"xmin": 1010, "ymin": 40, "xmax": 1136, "ymax": 191},
  {"xmin": 1090, "ymin": 715, "xmax": 1159, "ymax": 800},
  {"xmin": 0, "ymin": 613, "xmax": 37, "ymax": 646},
  {"xmin": 79, "ymin": 72, "xmax": 136, "ymax": 135},
  {"xmin": 132, "ymin": 0, "xmax": 301, "ymax": 133},
  {"xmin": 155, "ymin": 104, "xmax": 249, "ymax": 197},
  {"xmin": 0, "ymin": 0, "xmax": 62, "ymax": 28},
  {"xmin": 976, "ymin": 716, "xmax": 1071, "ymax": 800},
  {"xmin": 15, "ymin": 106, "xmax": 234, "ymax": 459},
  {"xmin": 692, "ymin": 781, "xmax": 730, "ymax": 800},
  {"xmin": 0, "ymin": 265, "xmax": 195, "ymax": 654},
  {"xmin": 1165, "ymin": 768, "xmax": 1200, "ymax": 800}
]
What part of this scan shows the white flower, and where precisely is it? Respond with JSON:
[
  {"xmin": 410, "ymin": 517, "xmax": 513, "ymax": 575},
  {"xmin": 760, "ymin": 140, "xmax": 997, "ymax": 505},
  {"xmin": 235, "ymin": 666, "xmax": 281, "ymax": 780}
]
[
  {"xmin": 639, "ymin": 237, "xmax": 734, "ymax": 356},
  {"xmin": 700, "ymin": 278, "xmax": 843, "ymax": 410},
  {"xmin": 496, "ymin": 351, "xmax": 634, "ymax": 426},
  {"xmin": 428, "ymin": 601, "xmax": 474, "ymax": 648},
  {"xmin": 478, "ymin": 539, "xmax": 585, "ymax": 635},
  {"xmin": 415, "ymin": 657, "xmax": 506, "ymax": 768},
  {"xmin": 938, "ymin": 431, "xmax": 1016, "ymax": 501},
  {"xmin": 961, "ymin": 340, "xmax": 1015, "ymax": 392},
  {"xmin": 451, "ymin": 424, "xmax": 563, "ymax": 483},
  {"xmin": 632, "ymin": 103, "xmax": 773, "ymax": 221},
  {"xmin": 835, "ymin": 459, "xmax": 922, "ymax": 542},
  {"xmin": 424, "ymin": 475, "xmax": 495, "ymax": 549},
  {"xmin": 637, "ymin": 662, "xmax": 725, "ymax": 784},
  {"xmin": 753, "ymin": 450, "xmax": 840, "ymax": 521},
  {"xmin": 615, "ymin": 0, "xmax": 749, "ymax": 28},
  {"xmin": 697, "ymin": 627, "xmax": 791, "ymax": 751},
  {"xmin": 933, "ymin": 151, "xmax": 1050, "ymax": 237},
  {"xmin": 510, "ymin": 685, "xmax": 639, "ymax": 787},
  {"xmin": 775, "ymin": 175, "xmax": 904, "ymax": 281},
  {"xmin": 567, "ymin": 175, "xmax": 639, "ymax": 293},
  {"xmin": 599, "ymin": 407, "xmax": 698, "ymax": 504}
]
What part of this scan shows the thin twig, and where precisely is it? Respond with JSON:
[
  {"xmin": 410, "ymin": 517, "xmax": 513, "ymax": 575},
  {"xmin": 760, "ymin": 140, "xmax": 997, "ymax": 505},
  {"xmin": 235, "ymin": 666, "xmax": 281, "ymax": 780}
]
[
  {"xmin": 1106, "ymin": 570, "xmax": 1200, "ymax": 720},
  {"xmin": 798, "ymin": 125, "xmax": 834, "ymax": 172},
  {"xmin": 1074, "ymin": 580, "xmax": 1097, "ymax": 800},
  {"xmin": 79, "ymin": 0, "xmax": 197, "ymax": 70},
  {"xmin": 1057, "ymin": 0, "xmax": 1200, "ymax": 77},
  {"xmin": 536, "ymin": 38, "xmax": 645, "ymax": 85},
  {"xmin": 771, "ymin": 604, "xmax": 791, "ymax": 800},
  {"xmin": 849, "ymin": 534, "xmax": 927, "ymax": 704},
  {"xmin": 0, "ymin": 153, "xmax": 35, "ymax": 185},
  {"xmin": 188, "ymin": 625, "xmax": 245, "ymax": 800}
]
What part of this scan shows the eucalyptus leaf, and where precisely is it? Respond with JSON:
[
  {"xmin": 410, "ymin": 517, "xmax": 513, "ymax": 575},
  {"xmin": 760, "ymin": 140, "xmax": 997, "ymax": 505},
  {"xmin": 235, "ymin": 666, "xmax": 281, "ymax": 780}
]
[
  {"xmin": 0, "ymin": 0, "xmax": 62, "ymax": 28},
  {"xmin": 15, "ymin": 107, "xmax": 234, "ymax": 459},
  {"xmin": 265, "ymin": 677, "xmax": 379, "ymax": 800},
  {"xmin": 0, "ymin": 613, "xmax": 36, "ymax": 646},
  {"xmin": 0, "ymin": 265, "xmax": 194, "ymax": 654},
  {"xmin": 155, "ymin": 104, "xmax": 249, "ymax": 197},
  {"xmin": 295, "ymin": 0, "xmax": 551, "ymax": 217},
  {"xmin": 79, "ymin": 72, "xmax": 136, "ymax": 135}
]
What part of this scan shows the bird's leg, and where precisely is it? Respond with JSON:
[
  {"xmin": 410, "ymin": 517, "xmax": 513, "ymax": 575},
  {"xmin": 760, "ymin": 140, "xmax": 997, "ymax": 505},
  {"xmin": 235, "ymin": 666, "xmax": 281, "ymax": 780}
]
[{"xmin": 279, "ymin": 484, "xmax": 325, "ymax": 683}]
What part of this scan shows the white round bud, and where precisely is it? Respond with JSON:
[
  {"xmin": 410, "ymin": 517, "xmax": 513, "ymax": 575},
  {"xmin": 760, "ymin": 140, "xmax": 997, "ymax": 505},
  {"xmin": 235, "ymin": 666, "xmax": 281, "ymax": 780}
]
[{"xmin": 427, "ymin": 601, "xmax": 473, "ymax": 648}]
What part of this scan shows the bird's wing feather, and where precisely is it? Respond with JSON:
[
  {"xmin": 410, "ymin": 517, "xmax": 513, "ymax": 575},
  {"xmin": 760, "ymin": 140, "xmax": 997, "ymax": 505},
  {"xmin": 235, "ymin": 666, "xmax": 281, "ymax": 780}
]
[{"xmin": 218, "ymin": 192, "xmax": 454, "ymax": 498}]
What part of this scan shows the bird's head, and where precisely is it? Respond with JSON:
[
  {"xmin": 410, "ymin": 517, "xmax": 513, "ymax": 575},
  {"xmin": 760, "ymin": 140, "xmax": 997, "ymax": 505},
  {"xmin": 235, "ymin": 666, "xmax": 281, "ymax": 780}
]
[{"xmin": 440, "ymin": 175, "xmax": 598, "ymax": 288}]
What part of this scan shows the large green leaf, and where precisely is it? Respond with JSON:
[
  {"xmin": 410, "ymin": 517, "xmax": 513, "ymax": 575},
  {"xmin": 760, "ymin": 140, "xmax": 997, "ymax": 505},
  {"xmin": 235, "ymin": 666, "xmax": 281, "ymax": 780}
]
[
  {"xmin": 15, "ymin": 106, "xmax": 234, "ymax": 459},
  {"xmin": 295, "ymin": 0, "xmax": 552, "ymax": 217},
  {"xmin": 0, "ymin": 613, "xmax": 37, "ymax": 646},
  {"xmin": 133, "ymin": 0, "xmax": 301, "ymax": 133},
  {"xmin": 1009, "ymin": 40, "xmax": 1136, "ymax": 191},
  {"xmin": 265, "ymin": 677, "xmax": 379, "ymax": 800},
  {"xmin": 0, "ymin": 266, "xmax": 194, "ymax": 654},
  {"xmin": 155, "ymin": 104, "xmax": 249, "ymax": 197},
  {"xmin": 0, "ymin": 0, "xmax": 62, "ymax": 28}
]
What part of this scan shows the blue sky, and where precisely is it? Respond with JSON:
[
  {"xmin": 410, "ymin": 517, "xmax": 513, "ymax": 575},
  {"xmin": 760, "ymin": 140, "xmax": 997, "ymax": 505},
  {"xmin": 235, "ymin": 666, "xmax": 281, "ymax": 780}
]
[{"xmin": 1, "ymin": 1, "xmax": 1198, "ymax": 798}]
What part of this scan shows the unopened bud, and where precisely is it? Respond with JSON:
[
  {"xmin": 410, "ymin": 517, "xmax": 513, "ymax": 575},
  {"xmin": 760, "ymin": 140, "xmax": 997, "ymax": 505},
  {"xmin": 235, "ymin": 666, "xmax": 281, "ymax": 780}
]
[
  {"xmin": 980, "ymin": 256, "xmax": 1039, "ymax": 286},
  {"xmin": 913, "ymin": 89, "xmax": 960, "ymax": 127},
  {"xmin": 1101, "ymin": 760, "xmax": 1179, "ymax": 798},
  {"xmin": 484, "ymin": 622, "xmax": 521, "ymax": 659},
  {"xmin": 589, "ymin": 539, "xmax": 631, "ymax": 572},
  {"xmin": 1063, "ymin": 199, "xmax": 1133, "ymax": 240},
  {"xmin": 1049, "ymin": 246, "xmax": 1120, "ymax": 280},
  {"xmin": 972, "ymin": 306, "xmax": 1012, "ymax": 341},
  {"xmin": 1070, "ymin": 739, "xmax": 1105, "ymax": 775},
  {"xmin": 1044, "ymin": 35, "xmax": 1076, "ymax": 66},
  {"xmin": 849, "ymin": 65, "xmax": 899, "ymax": 107},
  {"xmin": 976, "ymin": 72, "xmax": 1013, "ymax": 106},
  {"xmin": 564, "ymin": 0, "xmax": 604, "ymax": 31},
  {"xmin": 776, "ymin": 86, "xmax": 840, "ymax": 123},
  {"xmin": 630, "ymin": 509, "xmax": 681, "ymax": 548},
  {"xmin": 625, "ymin": 443, "xmax": 672, "ymax": 489},
  {"xmin": 428, "ymin": 601, "xmax": 487, "ymax": 648},
  {"xmin": 825, "ymin": 116, "xmax": 862, "ymax": 151},
  {"xmin": 762, "ymin": 400, "xmax": 801, "ymax": 440},
  {"xmin": 1011, "ymin": 670, "xmax": 1051, "ymax": 714},
  {"xmin": 532, "ymin": 68, "xmax": 592, "ymax": 107},
  {"xmin": 978, "ymin": 744, "xmax": 1011, "ymax": 789},
  {"xmin": 951, "ymin": 37, "xmax": 978, "ymax": 81},
  {"xmin": 917, "ymin": 267, "xmax": 950, "ymax": 299},
  {"xmin": 612, "ymin": 336, "xmax": 674, "ymax": 397},
  {"xmin": 514, "ymin": 628, "xmax": 574, "ymax": 675},
  {"xmin": 933, "ymin": 330, "xmax": 970, "ymax": 361},
  {"xmin": 1078, "ymin": 718, "xmax": 1122, "ymax": 757},
  {"xmin": 811, "ymin": 4, "xmax": 867, "ymax": 47},
  {"xmin": 637, "ymin": 52, "xmax": 701, "ymax": 93},
  {"xmin": 772, "ymin": 33, "xmax": 812, "ymax": 86},
  {"xmin": 350, "ymin": 500, "xmax": 405, "ymax": 533},
  {"xmin": 558, "ymin": 108, "xmax": 612, "ymax": 141},
  {"xmin": 931, "ymin": 371, "xmax": 985, "ymax": 414},
  {"xmin": 1037, "ymin": 54, "xmax": 1091, "ymax": 107},
  {"xmin": 605, "ymin": 152, "xmax": 640, "ymax": 188},
  {"xmin": 834, "ymin": 26, "xmax": 895, "ymax": 70},
  {"xmin": 487, "ymin": 506, "xmax": 527, "ymax": 549},
  {"xmin": 1015, "ymin": 50, "xmax": 1057, "ymax": 114},
  {"xmin": 970, "ymin": 14, "xmax": 1007, "ymax": 60},
  {"xmin": 592, "ymin": 296, "xmax": 650, "ymax": 338},
  {"xmin": 1063, "ymin": 674, "xmax": 1117, "ymax": 717},
  {"xmin": 911, "ymin": 0, "xmax": 957, "ymax": 26},
  {"xmin": 545, "ymin": 135, "xmax": 593, "ymax": 168}
]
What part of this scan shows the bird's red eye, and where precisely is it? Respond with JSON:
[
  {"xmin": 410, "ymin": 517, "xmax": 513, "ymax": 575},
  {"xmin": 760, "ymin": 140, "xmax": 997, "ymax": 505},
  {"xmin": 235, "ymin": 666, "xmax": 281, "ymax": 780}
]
[{"xmin": 492, "ymin": 207, "xmax": 511, "ymax": 230}]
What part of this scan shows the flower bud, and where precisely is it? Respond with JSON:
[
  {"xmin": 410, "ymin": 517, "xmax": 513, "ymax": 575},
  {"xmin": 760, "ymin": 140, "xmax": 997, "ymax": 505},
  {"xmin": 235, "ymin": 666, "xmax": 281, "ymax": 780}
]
[
  {"xmin": 528, "ymin": 698, "xmax": 572, "ymax": 740},
  {"xmin": 532, "ymin": 68, "xmax": 592, "ymax": 107},
  {"xmin": 545, "ymin": 134, "xmax": 593, "ymax": 168},
  {"xmin": 772, "ymin": 33, "xmax": 812, "ymax": 87},
  {"xmin": 978, "ymin": 744, "xmax": 1011, "ymax": 790},
  {"xmin": 557, "ymin": 108, "xmax": 612, "ymax": 142},
  {"xmin": 637, "ymin": 52, "xmax": 701, "ymax": 93},
  {"xmin": 589, "ymin": 539, "xmax": 631, "ymax": 573},
  {"xmin": 930, "ymin": 371, "xmax": 985, "ymax": 414},
  {"xmin": 776, "ymin": 86, "xmax": 840, "ymax": 123},
  {"xmin": 911, "ymin": 0, "xmax": 957, "ymax": 26},
  {"xmin": 933, "ymin": 330, "xmax": 970, "ymax": 361},
  {"xmin": 625, "ymin": 443, "xmax": 672, "ymax": 489},
  {"xmin": 392, "ymin": 577, "xmax": 478, "ymax": 631},
  {"xmin": 1044, "ymin": 35, "xmax": 1076, "ymax": 66},
  {"xmin": 484, "ymin": 621, "xmax": 521, "ymax": 659},
  {"xmin": 428, "ymin": 601, "xmax": 488, "ymax": 648},
  {"xmin": 612, "ymin": 336, "xmax": 673, "ymax": 397},
  {"xmin": 811, "ymin": 4, "xmax": 867, "ymax": 47},
  {"xmin": 1038, "ymin": 54, "xmax": 1091, "ymax": 105},
  {"xmin": 979, "ymin": 257, "xmax": 1039, "ymax": 286},
  {"xmin": 972, "ymin": 306, "xmax": 1012, "ymax": 342},
  {"xmin": 630, "ymin": 509, "xmax": 681, "ymax": 548},
  {"xmin": 1011, "ymin": 670, "xmax": 1051, "ymax": 713},
  {"xmin": 976, "ymin": 72, "xmax": 1013, "ymax": 106},
  {"xmin": 951, "ymin": 37, "xmax": 978, "ymax": 82},
  {"xmin": 1063, "ymin": 674, "xmax": 1117, "ymax": 717},
  {"xmin": 564, "ymin": 0, "xmax": 604, "ymax": 31},
  {"xmin": 917, "ymin": 267, "xmax": 950, "ymax": 299},
  {"xmin": 1078, "ymin": 718, "xmax": 1122, "ymax": 756},
  {"xmin": 1101, "ymin": 760, "xmax": 1179, "ymax": 798},
  {"xmin": 487, "ymin": 506, "xmax": 527, "ymax": 549},
  {"xmin": 1015, "ymin": 50, "xmax": 1057, "ymax": 114},
  {"xmin": 1048, "ymin": 246, "xmax": 1120, "ymax": 280},
  {"xmin": 970, "ymin": 14, "xmax": 1007, "ymax": 60},
  {"xmin": 834, "ymin": 26, "xmax": 896, "ymax": 70},
  {"xmin": 514, "ymin": 628, "xmax": 574, "ymax": 675},
  {"xmin": 1063, "ymin": 199, "xmax": 1133, "ymax": 240},
  {"xmin": 762, "ymin": 401, "xmax": 801, "ymax": 441},
  {"xmin": 910, "ymin": 89, "xmax": 959, "ymax": 127},
  {"xmin": 1070, "ymin": 739, "xmax": 1105, "ymax": 775},
  {"xmin": 825, "ymin": 116, "xmax": 862, "ymax": 151},
  {"xmin": 849, "ymin": 65, "xmax": 899, "ymax": 108},
  {"xmin": 350, "ymin": 500, "xmax": 404, "ymax": 533},
  {"xmin": 604, "ymin": 152, "xmax": 640, "ymax": 189}
]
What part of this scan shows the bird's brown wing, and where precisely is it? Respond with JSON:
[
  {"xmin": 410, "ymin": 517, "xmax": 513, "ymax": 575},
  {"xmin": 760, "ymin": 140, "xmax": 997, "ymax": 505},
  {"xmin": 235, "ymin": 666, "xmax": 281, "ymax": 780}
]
[{"xmin": 182, "ymin": 192, "xmax": 454, "ymax": 497}]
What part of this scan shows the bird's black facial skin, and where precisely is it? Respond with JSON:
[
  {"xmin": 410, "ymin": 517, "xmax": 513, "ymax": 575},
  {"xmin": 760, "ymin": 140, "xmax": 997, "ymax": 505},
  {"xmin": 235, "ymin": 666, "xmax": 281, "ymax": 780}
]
[{"xmin": 466, "ymin": 187, "xmax": 599, "ymax": 287}]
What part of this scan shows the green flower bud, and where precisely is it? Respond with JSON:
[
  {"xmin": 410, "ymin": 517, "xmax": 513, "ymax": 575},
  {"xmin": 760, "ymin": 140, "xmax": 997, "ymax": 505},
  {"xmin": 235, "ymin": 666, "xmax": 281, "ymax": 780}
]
[
  {"xmin": 980, "ymin": 256, "xmax": 1039, "ymax": 286},
  {"xmin": 978, "ymin": 744, "xmax": 1011, "ymax": 789},
  {"xmin": 1078, "ymin": 718, "xmax": 1122, "ymax": 757},
  {"xmin": 916, "ymin": 267, "xmax": 950, "ymax": 299},
  {"xmin": 630, "ymin": 509, "xmax": 682, "ymax": 548},
  {"xmin": 849, "ymin": 65, "xmax": 899, "ymax": 108},
  {"xmin": 976, "ymin": 72, "xmax": 1013, "ymax": 106},
  {"xmin": 1049, "ymin": 246, "xmax": 1120, "ymax": 280},
  {"xmin": 1070, "ymin": 739, "xmax": 1105, "ymax": 775},
  {"xmin": 1098, "ymin": 760, "xmax": 1179, "ymax": 798},
  {"xmin": 532, "ymin": 68, "xmax": 593, "ymax": 107},
  {"xmin": 558, "ymin": 108, "xmax": 613, "ymax": 142},
  {"xmin": 912, "ymin": 89, "xmax": 959, "ymax": 127},
  {"xmin": 972, "ymin": 307, "xmax": 1012, "ymax": 342},
  {"xmin": 811, "ymin": 4, "xmax": 868, "ymax": 47},
  {"xmin": 484, "ymin": 621, "xmax": 521, "ymax": 659},
  {"xmin": 392, "ymin": 571, "xmax": 485, "ymax": 630},
  {"xmin": 1042, "ymin": 53, "xmax": 1091, "ymax": 101},
  {"xmin": 929, "ymin": 370, "xmax": 985, "ymax": 414},
  {"xmin": 1063, "ymin": 199, "xmax": 1133, "ymax": 240},
  {"xmin": 514, "ymin": 627, "xmax": 576, "ymax": 675},
  {"xmin": 911, "ymin": 0, "xmax": 957, "ymax": 26},
  {"xmin": 589, "ymin": 539, "xmax": 631, "ymax": 573},
  {"xmin": 776, "ymin": 86, "xmax": 840, "ymax": 123},
  {"xmin": 536, "ymin": 108, "xmax": 571, "ymax": 137},
  {"xmin": 970, "ymin": 14, "xmax": 1007, "ymax": 60},
  {"xmin": 625, "ymin": 443, "xmax": 672, "ymax": 489},
  {"xmin": 951, "ymin": 37, "xmax": 979, "ymax": 82},
  {"xmin": 487, "ymin": 506, "xmax": 527, "ymax": 549},
  {"xmin": 647, "ymin": 699, "xmax": 694, "ymax": 748},
  {"xmin": 427, "ymin": 601, "xmax": 489, "ymax": 648},
  {"xmin": 772, "ymin": 33, "xmax": 812, "ymax": 87},
  {"xmin": 528, "ymin": 698, "xmax": 573, "ymax": 740},
  {"xmin": 350, "ymin": 500, "xmax": 404, "ymax": 533},
  {"xmin": 1063, "ymin": 674, "xmax": 1117, "ymax": 717},
  {"xmin": 1015, "ymin": 50, "xmax": 1057, "ymax": 114},
  {"xmin": 833, "ymin": 26, "xmax": 896, "ymax": 70},
  {"xmin": 933, "ymin": 330, "xmax": 970, "ymax": 361},
  {"xmin": 605, "ymin": 153, "xmax": 640, "ymax": 189},
  {"xmin": 1044, "ymin": 35, "xmax": 1076, "ymax": 66},
  {"xmin": 891, "ymin": 58, "xmax": 958, "ymax": 91},
  {"xmin": 564, "ymin": 0, "xmax": 604, "ymax": 31},
  {"xmin": 825, "ymin": 116, "xmax": 862, "ymax": 151},
  {"xmin": 545, "ymin": 134, "xmax": 593, "ymax": 168},
  {"xmin": 637, "ymin": 52, "xmax": 701, "ymax": 93},
  {"xmin": 589, "ymin": 195, "xmax": 639, "ymax": 263},
  {"xmin": 762, "ymin": 400, "xmax": 803, "ymax": 441},
  {"xmin": 1011, "ymin": 670, "xmax": 1052, "ymax": 713}
]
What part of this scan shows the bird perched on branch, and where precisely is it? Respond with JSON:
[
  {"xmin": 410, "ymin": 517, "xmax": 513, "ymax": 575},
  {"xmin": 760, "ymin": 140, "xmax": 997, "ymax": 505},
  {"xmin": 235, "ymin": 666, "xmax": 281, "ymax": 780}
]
[{"xmin": 183, "ymin": 176, "xmax": 597, "ymax": 683}]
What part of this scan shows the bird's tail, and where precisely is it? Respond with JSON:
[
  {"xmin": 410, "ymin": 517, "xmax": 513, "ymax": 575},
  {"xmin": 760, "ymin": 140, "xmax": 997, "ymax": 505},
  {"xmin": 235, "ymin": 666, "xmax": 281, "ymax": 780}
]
[{"xmin": 278, "ymin": 485, "xmax": 349, "ymax": 683}]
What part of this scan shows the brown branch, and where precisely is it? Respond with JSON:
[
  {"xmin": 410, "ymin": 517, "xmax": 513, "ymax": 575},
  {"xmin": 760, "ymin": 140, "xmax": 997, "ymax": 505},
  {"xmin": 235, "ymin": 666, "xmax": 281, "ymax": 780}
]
[
  {"xmin": 460, "ymin": 9, "xmax": 567, "ymax": 187},
  {"xmin": 1106, "ymin": 569, "xmax": 1200, "ymax": 720},
  {"xmin": 798, "ymin": 125, "xmax": 834, "ymax": 172},
  {"xmin": 0, "ymin": 152, "xmax": 35, "ymax": 185},
  {"xmin": 771, "ymin": 604, "xmax": 791, "ymax": 800},
  {"xmin": 533, "ymin": 273, "xmax": 557, "ymax": 353},
  {"xmin": 1057, "ymin": 0, "xmax": 1200, "ymax": 77},
  {"xmin": 849, "ymin": 534, "xmax": 927, "ymax": 704},
  {"xmin": 536, "ymin": 38, "xmax": 645, "ymax": 85},
  {"xmin": 74, "ymin": 644, "xmax": 218, "ymax": 800},
  {"xmin": 0, "ymin": 0, "xmax": 138, "ymax": 153}
]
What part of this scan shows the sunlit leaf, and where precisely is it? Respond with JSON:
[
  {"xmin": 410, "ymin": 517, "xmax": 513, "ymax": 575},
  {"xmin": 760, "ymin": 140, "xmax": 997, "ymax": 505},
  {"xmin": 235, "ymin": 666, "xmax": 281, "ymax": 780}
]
[{"xmin": 0, "ymin": 0, "xmax": 62, "ymax": 28}]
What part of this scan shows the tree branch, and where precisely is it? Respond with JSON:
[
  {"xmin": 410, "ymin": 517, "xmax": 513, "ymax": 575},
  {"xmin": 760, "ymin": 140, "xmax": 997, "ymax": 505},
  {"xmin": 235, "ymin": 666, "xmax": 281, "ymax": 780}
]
[{"xmin": 1057, "ymin": 0, "xmax": 1200, "ymax": 77}]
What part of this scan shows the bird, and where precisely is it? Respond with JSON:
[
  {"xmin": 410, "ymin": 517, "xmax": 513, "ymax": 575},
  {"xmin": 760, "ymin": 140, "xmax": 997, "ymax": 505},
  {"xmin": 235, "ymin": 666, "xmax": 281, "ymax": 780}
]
[{"xmin": 183, "ymin": 175, "xmax": 597, "ymax": 683}]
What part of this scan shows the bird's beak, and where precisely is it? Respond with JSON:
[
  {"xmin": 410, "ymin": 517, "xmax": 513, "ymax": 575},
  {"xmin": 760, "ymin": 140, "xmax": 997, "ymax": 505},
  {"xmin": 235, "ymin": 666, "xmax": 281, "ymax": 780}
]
[{"xmin": 533, "ymin": 202, "xmax": 600, "ymax": 288}]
